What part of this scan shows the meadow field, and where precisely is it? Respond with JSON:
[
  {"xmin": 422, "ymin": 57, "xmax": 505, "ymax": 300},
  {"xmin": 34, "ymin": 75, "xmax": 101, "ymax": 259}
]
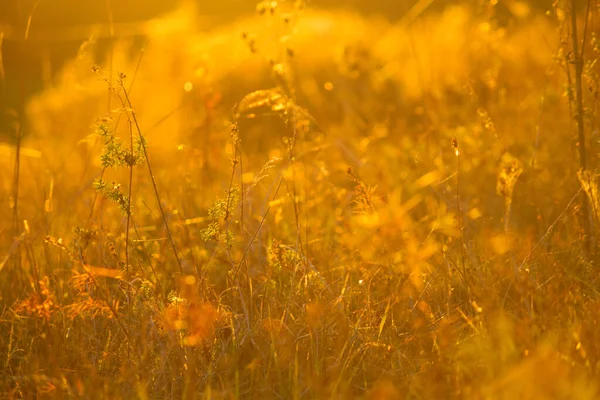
[{"xmin": 1, "ymin": 0, "xmax": 600, "ymax": 398}]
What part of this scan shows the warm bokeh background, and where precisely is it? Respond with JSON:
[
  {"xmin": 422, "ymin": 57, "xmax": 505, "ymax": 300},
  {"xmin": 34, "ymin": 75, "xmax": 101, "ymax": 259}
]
[{"xmin": 1, "ymin": 0, "xmax": 600, "ymax": 399}]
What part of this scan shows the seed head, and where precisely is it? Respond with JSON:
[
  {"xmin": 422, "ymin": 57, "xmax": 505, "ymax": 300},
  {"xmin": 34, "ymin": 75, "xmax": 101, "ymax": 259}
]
[{"xmin": 451, "ymin": 137, "xmax": 460, "ymax": 156}]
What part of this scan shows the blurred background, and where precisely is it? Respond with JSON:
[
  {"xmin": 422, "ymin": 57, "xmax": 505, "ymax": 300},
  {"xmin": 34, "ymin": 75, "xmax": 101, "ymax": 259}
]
[{"xmin": 0, "ymin": 0, "xmax": 554, "ymax": 142}]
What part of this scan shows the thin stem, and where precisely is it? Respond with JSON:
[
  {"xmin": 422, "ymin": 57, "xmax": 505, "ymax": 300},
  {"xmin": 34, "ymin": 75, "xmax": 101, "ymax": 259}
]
[
  {"xmin": 121, "ymin": 84, "xmax": 183, "ymax": 273},
  {"xmin": 572, "ymin": 1, "xmax": 588, "ymax": 171},
  {"xmin": 570, "ymin": 0, "xmax": 593, "ymax": 249},
  {"xmin": 456, "ymin": 152, "xmax": 467, "ymax": 287},
  {"xmin": 125, "ymin": 114, "xmax": 134, "ymax": 349}
]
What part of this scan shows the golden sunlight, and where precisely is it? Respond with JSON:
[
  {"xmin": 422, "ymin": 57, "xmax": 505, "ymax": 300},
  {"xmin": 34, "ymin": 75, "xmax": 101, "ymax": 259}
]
[{"xmin": 1, "ymin": 0, "xmax": 599, "ymax": 398}]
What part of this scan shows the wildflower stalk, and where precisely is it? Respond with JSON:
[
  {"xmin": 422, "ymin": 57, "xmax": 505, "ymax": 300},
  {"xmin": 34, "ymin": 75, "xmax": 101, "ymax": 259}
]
[
  {"xmin": 125, "ymin": 115, "xmax": 134, "ymax": 341},
  {"xmin": 119, "ymin": 81, "xmax": 183, "ymax": 273},
  {"xmin": 570, "ymin": 0, "xmax": 593, "ymax": 250}
]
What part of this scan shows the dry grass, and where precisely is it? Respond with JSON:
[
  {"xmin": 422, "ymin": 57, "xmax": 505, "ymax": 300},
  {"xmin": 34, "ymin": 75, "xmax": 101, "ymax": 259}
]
[{"xmin": 2, "ymin": 1, "xmax": 600, "ymax": 399}]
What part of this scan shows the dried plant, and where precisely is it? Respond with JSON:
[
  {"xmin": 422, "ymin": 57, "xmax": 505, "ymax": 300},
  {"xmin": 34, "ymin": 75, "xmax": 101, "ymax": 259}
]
[{"xmin": 2, "ymin": 2, "xmax": 600, "ymax": 399}]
